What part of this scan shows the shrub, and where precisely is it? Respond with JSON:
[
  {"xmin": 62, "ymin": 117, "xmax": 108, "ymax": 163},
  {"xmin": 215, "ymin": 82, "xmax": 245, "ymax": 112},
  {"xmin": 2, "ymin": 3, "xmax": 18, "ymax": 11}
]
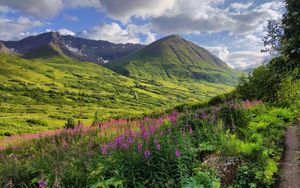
[
  {"xmin": 64, "ymin": 118, "xmax": 76, "ymax": 129},
  {"xmin": 26, "ymin": 119, "xmax": 48, "ymax": 126}
]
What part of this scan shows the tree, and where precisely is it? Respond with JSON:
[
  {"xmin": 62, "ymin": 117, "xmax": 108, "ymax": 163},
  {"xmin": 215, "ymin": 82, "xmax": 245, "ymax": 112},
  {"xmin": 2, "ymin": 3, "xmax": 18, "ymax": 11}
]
[
  {"xmin": 262, "ymin": 0, "xmax": 300, "ymax": 71},
  {"xmin": 262, "ymin": 19, "xmax": 284, "ymax": 56},
  {"xmin": 237, "ymin": 65, "xmax": 278, "ymax": 102},
  {"xmin": 281, "ymin": 0, "xmax": 300, "ymax": 64}
]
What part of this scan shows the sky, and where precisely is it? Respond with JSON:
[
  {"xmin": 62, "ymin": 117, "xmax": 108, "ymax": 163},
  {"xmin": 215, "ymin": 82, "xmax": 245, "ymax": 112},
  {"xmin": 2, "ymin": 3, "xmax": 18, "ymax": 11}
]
[{"xmin": 0, "ymin": 0, "xmax": 285, "ymax": 69}]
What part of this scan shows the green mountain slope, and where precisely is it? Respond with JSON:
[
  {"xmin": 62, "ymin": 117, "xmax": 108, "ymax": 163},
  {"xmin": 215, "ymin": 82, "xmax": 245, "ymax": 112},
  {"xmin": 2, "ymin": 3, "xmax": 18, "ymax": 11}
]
[
  {"xmin": 106, "ymin": 35, "xmax": 240, "ymax": 84},
  {"xmin": 0, "ymin": 53, "xmax": 233, "ymax": 136}
]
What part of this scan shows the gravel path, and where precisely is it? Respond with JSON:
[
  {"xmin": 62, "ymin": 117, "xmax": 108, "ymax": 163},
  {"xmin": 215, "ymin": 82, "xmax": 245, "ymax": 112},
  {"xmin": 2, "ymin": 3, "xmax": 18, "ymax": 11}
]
[{"xmin": 278, "ymin": 121, "xmax": 300, "ymax": 188}]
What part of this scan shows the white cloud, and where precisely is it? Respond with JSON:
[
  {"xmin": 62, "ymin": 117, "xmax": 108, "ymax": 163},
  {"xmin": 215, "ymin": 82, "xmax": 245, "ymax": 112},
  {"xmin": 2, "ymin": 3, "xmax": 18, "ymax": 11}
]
[
  {"xmin": 0, "ymin": 16, "xmax": 42, "ymax": 40},
  {"xmin": 144, "ymin": 32, "xmax": 157, "ymax": 44},
  {"xmin": 0, "ymin": 0, "xmax": 63, "ymax": 19},
  {"xmin": 229, "ymin": 2, "xmax": 253, "ymax": 11},
  {"xmin": 63, "ymin": 14, "xmax": 79, "ymax": 22},
  {"xmin": 0, "ymin": 0, "xmax": 102, "ymax": 19},
  {"xmin": 126, "ymin": 24, "xmax": 157, "ymax": 44},
  {"xmin": 206, "ymin": 44, "xmax": 270, "ymax": 68},
  {"xmin": 151, "ymin": 0, "xmax": 284, "ymax": 35},
  {"xmin": 205, "ymin": 45, "xmax": 230, "ymax": 61},
  {"xmin": 0, "ymin": 4, "xmax": 10, "ymax": 13},
  {"xmin": 79, "ymin": 22, "xmax": 157, "ymax": 44},
  {"xmin": 58, "ymin": 28, "xmax": 76, "ymax": 36},
  {"xmin": 79, "ymin": 22, "xmax": 141, "ymax": 43},
  {"xmin": 63, "ymin": 0, "xmax": 101, "ymax": 8},
  {"xmin": 226, "ymin": 51, "xmax": 270, "ymax": 68},
  {"xmin": 99, "ymin": 0, "xmax": 176, "ymax": 22}
]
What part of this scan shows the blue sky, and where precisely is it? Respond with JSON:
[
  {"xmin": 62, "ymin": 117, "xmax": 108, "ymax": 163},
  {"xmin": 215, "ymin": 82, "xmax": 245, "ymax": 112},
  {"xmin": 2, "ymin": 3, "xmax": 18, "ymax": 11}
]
[{"xmin": 0, "ymin": 0, "xmax": 284, "ymax": 68}]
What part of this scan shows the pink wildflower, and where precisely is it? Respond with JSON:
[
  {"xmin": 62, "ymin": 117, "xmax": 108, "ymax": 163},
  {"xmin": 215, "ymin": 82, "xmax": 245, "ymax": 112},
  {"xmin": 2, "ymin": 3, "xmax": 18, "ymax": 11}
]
[
  {"xmin": 137, "ymin": 143, "xmax": 143, "ymax": 152},
  {"xmin": 121, "ymin": 143, "xmax": 129, "ymax": 150},
  {"xmin": 100, "ymin": 144, "xmax": 108, "ymax": 155},
  {"xmin": 144, "ymin": 149, "xmax": 151, "ymax": 159},
  {"xmin": 175, "ymin": 149, "xmax": 181, "ymax": 158},
  {"xmin": 200, "ymin": 112, "xmax": 208, "ymax": 119},
  {"xmin": 156, "ymin": 143, "xmax": 161, "ymax": 151},
  {"xmin": 38, "ymin": 178, "xmax": 47, "ymax": 188}
]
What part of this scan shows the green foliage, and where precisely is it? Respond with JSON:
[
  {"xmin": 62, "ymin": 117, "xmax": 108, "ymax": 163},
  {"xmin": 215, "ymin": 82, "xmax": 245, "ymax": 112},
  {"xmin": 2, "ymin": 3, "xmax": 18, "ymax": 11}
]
[
  {"xmin": 184, "ymin": 171, "xmax": 220, "ymax": 188},
  {"xmin": 237, "ymin": 65, "xmax": 279, "ymax": 102},
  {"xmin": 26, "ymin": 119, "xmax": 48, "ymax": 126},
  {"xmin": 237, "ymin": 0, "xmax": 300, "ymax": 105},
  {"xmin": 93, "ymin": 110, "xmax": 101, "ymax": 124},
  {"xmin": 276, "ymin": 69, "xmax": 300, "ymax": 107},
  {"xmin": 64, "ymin": 118, "xmax": 75, "ymax": 129},
  {"xmin": 281, "ymin": 0, "xmax": 300, "ymax": 65},
  {"xmin": 0, "ymin": 101, "xmax": 294, "ymax": 187}
]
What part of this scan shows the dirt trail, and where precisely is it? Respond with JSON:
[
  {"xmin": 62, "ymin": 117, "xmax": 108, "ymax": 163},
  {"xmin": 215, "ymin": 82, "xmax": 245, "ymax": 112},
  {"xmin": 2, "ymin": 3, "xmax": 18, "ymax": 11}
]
[{"xmin": 278, "ymin": 121, "xmax": 300, "ymax": 188}]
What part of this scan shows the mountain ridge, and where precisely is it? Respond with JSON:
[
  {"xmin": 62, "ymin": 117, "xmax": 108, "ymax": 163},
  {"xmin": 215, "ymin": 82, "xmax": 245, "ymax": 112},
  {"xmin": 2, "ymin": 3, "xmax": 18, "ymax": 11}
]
[
  {"xmin": 106, "ymin": 35, "xmax": 239, "ymax": 84},
  {"xmin": 1, "ymin": 32, "xmax": 144, "ymax": 64}
]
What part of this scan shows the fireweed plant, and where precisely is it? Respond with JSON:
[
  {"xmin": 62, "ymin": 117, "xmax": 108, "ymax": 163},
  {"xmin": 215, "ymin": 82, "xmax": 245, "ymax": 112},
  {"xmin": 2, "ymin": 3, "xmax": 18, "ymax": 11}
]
[{"xmin": 0, "ymin": 100, "xmax": 296, "ymax": 187}]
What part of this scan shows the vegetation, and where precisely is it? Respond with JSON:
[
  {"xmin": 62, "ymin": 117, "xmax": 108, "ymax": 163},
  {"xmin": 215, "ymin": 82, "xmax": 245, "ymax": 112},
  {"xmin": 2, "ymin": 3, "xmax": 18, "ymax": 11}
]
[
  {"xmin": 0, "ymin": 54, "xmax": 232, "ymax": 137},
  {"xmin": 106, "ymin": 35, "xmax": 240, "ymax": 85},
  {"xmin": 0, "ymin": 1, "xmax": 299, "ymax": 187},
  {"xmin": 0, "ymin": 100, "xmax": 296, "ymax": 187},
  {"xmin": 236, "ymin": 0, "xmax": 300, "ymax": 119}
]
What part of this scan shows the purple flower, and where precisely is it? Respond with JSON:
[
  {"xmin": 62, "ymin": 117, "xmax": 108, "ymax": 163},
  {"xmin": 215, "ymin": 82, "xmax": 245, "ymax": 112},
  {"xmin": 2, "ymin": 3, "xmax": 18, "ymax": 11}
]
[
  {"xmin": 127, "ymin": 137, "xmax": 133, "ymax": 145},
  {"xmin": 154, "ymin": 138, "xmax": 158, "ymax": 145},
  {"xmin": 149, "ymin": 125, "xmax": 156, "ymax": 134},
  {"xmin": 101, "ymin": 144, "xmax": 108, "ymax": 155},
  {"xmin": 144, "ymin": 149, "xmax": 151, "ymax": 159},
  {"xmin": 140, "ymin": 123, "xmax": 146, "ymax": 131},
  {"xmin": 160, "ymin": 131, "xmax": 164, "ymax": 137},
  {"xmin": 38, "ymin": 178, "xmax": 47, "ymax": 188},
  {"xmin": 200, "ymin": 112, "xmax": 208, "ymax": 119},
  {"xmin": 175, "ymin": 149, "xmax": 181, "ymax": 158},
  {"xmin": 121, "ymin": 143, "xmax": 129, "ymax": 150},
  {"xmin": 156, "ymin": 143, "xmax": 161, "ymax": 151},
  {"xmin": 189, "ymin": 127, "xmax": 193, "ymax": 135},
  {"xmin": 137, "ymin": 143, "xmax": 143, "ymax": 152},
  {"xmin": 169, "ymin": 111, "xmax": 177, "ymax": 125},
  {"xmin": 143, "ymin": 131, "xmax": 149, "ymax": 140},
  {"xmin": 114, "ymin": 135, "xmax": 125, "ymax": 146}
]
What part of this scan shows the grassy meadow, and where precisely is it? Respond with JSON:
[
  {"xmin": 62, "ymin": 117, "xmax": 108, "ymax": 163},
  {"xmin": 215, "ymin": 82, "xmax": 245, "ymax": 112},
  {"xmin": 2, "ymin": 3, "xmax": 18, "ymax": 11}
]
[{"xmin": 0, "ymin": 54, "xmax": 233, "ymax": 137}]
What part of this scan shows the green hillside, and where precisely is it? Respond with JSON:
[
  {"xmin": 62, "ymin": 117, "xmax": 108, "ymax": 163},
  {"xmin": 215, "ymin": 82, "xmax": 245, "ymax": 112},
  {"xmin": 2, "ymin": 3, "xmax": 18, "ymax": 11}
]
[
  {"xmin": 106, "ymin": 35, "xmax": 240, "ymax": 84},
  {"xmin": 0, "ymin": 53, "xmax": 233, "ymax": 136}
]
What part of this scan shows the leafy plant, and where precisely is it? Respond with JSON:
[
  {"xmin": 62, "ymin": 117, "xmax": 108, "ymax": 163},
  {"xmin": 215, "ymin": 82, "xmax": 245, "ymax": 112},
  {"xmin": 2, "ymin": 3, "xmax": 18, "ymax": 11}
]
[{"xmin": 64, "ymin": 118, "xmax": 76, "ymax": 129}]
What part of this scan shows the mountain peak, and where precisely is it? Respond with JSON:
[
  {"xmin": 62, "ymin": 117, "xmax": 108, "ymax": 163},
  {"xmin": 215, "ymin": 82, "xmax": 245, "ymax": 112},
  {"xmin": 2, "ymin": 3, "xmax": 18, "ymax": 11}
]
[
  {"xmin": 46, "ymin": 31, "xmax": 61, "ymax": 39},
  {"xmin": 155, "ymin": 34, "xmax": 185, "ymax": 44},
  {"xmin": 162, "ymin": 34, "xmax": 183, "ymax": 40},
  {"xmin": 1, "ymin": 32, "xmax": 143, "ymax": 63},
  {"xmin": 106, "ymin": 35, "xmax": 239, "ymax": 84}
]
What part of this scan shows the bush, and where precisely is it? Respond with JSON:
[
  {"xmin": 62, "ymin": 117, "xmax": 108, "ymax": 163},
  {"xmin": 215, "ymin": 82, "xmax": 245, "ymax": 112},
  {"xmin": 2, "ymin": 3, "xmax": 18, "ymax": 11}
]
[
  {"xmin": 64, "ymin": 118, "xmax": 76, "ymax": 129},
  {"xmin": 236, "ymin": 65, "xmax": 279, "ymax": 102},
  {"xmin": 26, "ymin": 119, "xmax": 48, "ymax": 126}
]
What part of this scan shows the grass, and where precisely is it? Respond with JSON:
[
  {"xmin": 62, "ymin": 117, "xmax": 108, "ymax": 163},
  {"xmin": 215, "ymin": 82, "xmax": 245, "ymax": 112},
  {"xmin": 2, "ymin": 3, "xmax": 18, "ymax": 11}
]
[{"xmin": 0, "ymin": 54, "xmax": 233, "ymax": 137}]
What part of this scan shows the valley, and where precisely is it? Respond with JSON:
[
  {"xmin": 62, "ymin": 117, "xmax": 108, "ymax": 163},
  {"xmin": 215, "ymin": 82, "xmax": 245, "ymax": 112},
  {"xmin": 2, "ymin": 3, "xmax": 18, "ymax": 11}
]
[{"xmin": 0, "ymin": 47, "xmax": 233, "ymax": 137}]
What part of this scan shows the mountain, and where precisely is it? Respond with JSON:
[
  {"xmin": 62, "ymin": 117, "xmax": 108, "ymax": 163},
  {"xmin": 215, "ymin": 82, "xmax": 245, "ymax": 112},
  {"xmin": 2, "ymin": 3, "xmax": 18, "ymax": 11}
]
[
  {"xmin": 0, "ymin": 53, "xmax": 233, "ymax": 135},
  {"xmin": 106, "ymin": 35, "xmax": 240, "ymax": 84},
  {"xmin": 1, "ymin": 32, "xmax": 143, "ymax": 63},
  {"xmin": 0, "ymin": 42, "xmax": 14, "ymax": 54}
]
